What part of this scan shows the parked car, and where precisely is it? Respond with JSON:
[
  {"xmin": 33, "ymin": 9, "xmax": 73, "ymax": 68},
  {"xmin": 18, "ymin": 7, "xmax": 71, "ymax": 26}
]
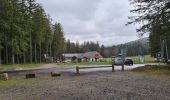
[
  {"xmin": 124, "ymin": 59, "xmax": 133, "ymax": 65},
  {"xmin": 167, "ymin": 59, "xmax": 170, "ymax": 64},
  {"xmin": 112, "ymin": 57, "xmax": 123, "ymax": 65}
]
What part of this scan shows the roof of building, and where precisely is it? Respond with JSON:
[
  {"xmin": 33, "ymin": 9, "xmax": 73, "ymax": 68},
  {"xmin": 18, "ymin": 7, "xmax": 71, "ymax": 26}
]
[
  {"xmin": 63, "ymin": 51, "xmax": 103, "ymax": 59},
  {"xmin": 82, "ymin": 51, "xmax": 98, "ymax": 58},
  {"xmin": 62, "ymin": 53, "xmax": 83, "ymax": 58}
]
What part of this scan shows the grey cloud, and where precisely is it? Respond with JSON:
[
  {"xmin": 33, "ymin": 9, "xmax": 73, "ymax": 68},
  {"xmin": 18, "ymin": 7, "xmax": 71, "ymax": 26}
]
[{"xmin": 37, "ymin": 0, "xmax": 143, "ymax": 46}]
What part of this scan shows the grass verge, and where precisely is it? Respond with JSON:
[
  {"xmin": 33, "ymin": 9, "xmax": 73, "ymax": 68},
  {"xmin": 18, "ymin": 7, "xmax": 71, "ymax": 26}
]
[
  {"xmin": 0, "ymin": 78, "xmax": 34, "ymax": 86},
  {"xmin": 129, "ymin": 55, "xmax": 154, "ymax": 64},
  {"xmin": 131, "ymin": 65, "xmax": 170, "ymax": 75},
  {"xmin": 57, "ymin": 58, "xmax": 112, "ymax": 67},
  {"xmin": 0, "ymin": 63, "xmax": 45, "ymax": 71}
]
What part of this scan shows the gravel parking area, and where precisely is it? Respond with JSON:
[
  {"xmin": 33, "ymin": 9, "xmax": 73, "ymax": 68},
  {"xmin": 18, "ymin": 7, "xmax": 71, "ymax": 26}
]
[{"xmin": 0, "ymin": 71, "xmax": 170, "ymax": 100}]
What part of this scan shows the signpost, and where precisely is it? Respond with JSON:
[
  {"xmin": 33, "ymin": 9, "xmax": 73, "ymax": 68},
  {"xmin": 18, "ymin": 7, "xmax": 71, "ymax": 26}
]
[
  {"xmin": 121, "ymin": 49, "xmax": 126, "ymax": 71},
  {"xmin": 156, "ymin": 52, "xmax": 161, "ymax": 65},
  {"xmin": 139, "ymin": 55, "xmax": 144, "ymax": 63},
  {"xmin": 156, "ymin": 52, "xmax": 161, "ymax": 61}
]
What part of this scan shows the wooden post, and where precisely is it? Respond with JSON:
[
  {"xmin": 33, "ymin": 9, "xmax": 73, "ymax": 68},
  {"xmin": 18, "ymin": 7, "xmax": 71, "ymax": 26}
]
[
  {"xmin": 112, "ymin": 64, "xmax": 114, "ymax": 72},
  {"xmin": 51, "ymin": 72, "xmax": 61, "ymax": 77},
  {"xmin": 26, "ymin": 74, "xmax": 35, "ymax": 79},
  {"xmin": 0, "ymin": 73, "xmax": 9, "ymax": 80},
  {"xmin": 76, "ymin": 66, "xmax": 79, "ymax": 74},
  {"xmin": 121, "ymin": 48, "xmax": 125, "ymax": 71},
  {"xmin": 122, "ymin": 64, "xmax": 124, "ymax": 71}
]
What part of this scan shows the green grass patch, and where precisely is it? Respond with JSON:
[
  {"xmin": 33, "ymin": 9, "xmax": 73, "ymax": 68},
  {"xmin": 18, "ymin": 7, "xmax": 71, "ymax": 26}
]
[
  {"xmin": 0, "ymin": 63, "xmax": 43, "ymax": 68},
  {"xmin": 129, "ymin": 55, "xmax": 154, "ymax": 64},
  {"xmin": 0, "ymin": 78, "xmax": 34, "ymax": 86},
  {"xmin": 58, "ymin": 58, "xmax": 112, "ymax": 67},
  {"xmin": 0, "ymin": 63, "xmax": 45, "ymax": 71},
  {"xmin": 132, "ymin": 65, "xmax": 170, "ymax": 75}
]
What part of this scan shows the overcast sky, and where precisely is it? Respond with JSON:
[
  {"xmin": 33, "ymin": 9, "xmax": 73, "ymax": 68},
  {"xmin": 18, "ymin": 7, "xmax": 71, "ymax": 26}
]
[{"xmin": 37, "ymin": 0, "xmax": 146, "ymax": 46}]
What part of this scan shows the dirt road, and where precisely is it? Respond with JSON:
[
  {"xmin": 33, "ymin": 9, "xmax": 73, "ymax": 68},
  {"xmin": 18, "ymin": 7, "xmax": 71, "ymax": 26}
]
[{"xmin": 0, "ymin": 71, "xmax": 170, "ymax": 100}]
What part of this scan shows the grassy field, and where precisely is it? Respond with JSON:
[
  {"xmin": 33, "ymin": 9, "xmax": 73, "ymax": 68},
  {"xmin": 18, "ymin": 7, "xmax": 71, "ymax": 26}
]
[
  {"xmin": 58, "ymin": 58, "xmax": 112, "ymax": 67},
  {"xmin": 128, "ymin": 55, "xmax": 154, "ymax": 64}
]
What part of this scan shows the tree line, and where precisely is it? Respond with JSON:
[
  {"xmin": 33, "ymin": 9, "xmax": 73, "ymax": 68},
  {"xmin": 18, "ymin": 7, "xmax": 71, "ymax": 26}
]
[
  {"xmin": 65, "ymin": 40, "xmax": 100, "ymax": 53},
  {"xmin": 128, "ymin": 0, "xmax": 170, "ymax": 61},
  {"xmin": 101, "ymin": 38, "xmax": 149, "ymax": 58},
  {"xmin": 64, "ymin": 38, "xmax": 149, "ymax": 58},
  {"xmin": 115, "ymin": 38, "xmax": 149, "ymax": 57},
  {"xmin": 0, "ymin": 0, "xmax": 65, "ymax": 64}
]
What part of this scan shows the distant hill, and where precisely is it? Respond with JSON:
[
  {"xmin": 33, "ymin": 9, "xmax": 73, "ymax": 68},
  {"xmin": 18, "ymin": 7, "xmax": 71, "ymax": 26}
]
[
  {"xmin": 126, "ymin": 37, "xmax": 149, "ymax": 45},
  {"xmin": 115, "ymin": 37, "xmax": 149, "ymax": 57},
  {"xmin": 100, "ymin": 37, "xmax": 150, "ymax": 58}
]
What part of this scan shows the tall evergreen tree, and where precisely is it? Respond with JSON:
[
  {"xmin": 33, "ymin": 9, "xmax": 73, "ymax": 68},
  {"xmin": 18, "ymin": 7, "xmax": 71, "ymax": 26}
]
[
  {"xmin": 32, "ymin": 5, "xmax": 46, "ymax": 63},
  {"xmin": 0, "ymin": 0, "xmax": 66, "ymax": 64},
  {"xmin": 51, "ymin": 23, "xmax": 65, "ymax": 58},
  {"xmin": 128, "ymin": 0, "xmax": 170, "ymax": 60}
]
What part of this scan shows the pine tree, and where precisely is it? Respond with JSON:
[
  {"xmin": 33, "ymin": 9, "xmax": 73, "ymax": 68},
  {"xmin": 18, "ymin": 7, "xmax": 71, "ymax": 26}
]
[
  {"xmin": 32, "ymin": 5, "xmax": 46, "ymax": 63},
  {"xmin": 128, "ymin": 0, "xmax": 170, "ymax": 60},
  {"xmin": 51, "ymin": 23, "xmax": 65, "ymax": 59},
  {"xmin": 0, "ymin": 0, "xmax": 66, "ymax": 64}
]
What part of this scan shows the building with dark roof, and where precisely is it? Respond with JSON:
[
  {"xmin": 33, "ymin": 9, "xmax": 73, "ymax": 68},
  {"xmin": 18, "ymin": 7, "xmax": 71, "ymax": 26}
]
[{"xmin": 63, "ymin": 51, "xmax": 103, "ymax": 62}]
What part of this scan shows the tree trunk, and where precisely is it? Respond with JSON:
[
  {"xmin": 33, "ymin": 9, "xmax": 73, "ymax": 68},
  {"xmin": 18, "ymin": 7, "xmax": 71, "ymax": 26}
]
[
  {"xmin": 17, "ymin": 55, "xmax": 19, "ymax": 64},
  {"xmin": 40, "ymin": 43, "xmax": 41, "ymax": 63},
  {"xmin": 30, "ymin": 33, "xmax": 32, "ymax": 63},
  {"xmin": 34, "ymin": 43, "xmax": 37, "ymax": 63},
  {"xmin": 5, "ymin": 45, "xmax": 8, "ymax": 64},
  {"xmin": 0, "ymin": 49, "xmax": 1, "ymax": 65},
  {"xmin": 23, "ymin": 52, "xmax": 26, "ymax": 64},
  {"xmin": 160, "ymin": 36, "xmax": 165, "ymax": 60},
  {"xmin": 50, "ymin": 42, "xmax": 52, "ymax": 57},
  {"xmin": 46, "ymin": 42, "xmax": 48, "ymax": 56},
  {"xmin": 12, "ymin": 54, "xmax": 15, "ymax": 64},
  {"xmin": 165, "ymin": 39, "xmax": 169, "ymax": 60}
]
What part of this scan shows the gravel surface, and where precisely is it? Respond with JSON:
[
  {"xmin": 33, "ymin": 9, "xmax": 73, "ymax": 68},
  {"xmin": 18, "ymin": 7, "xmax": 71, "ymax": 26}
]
[{"xmin": 0, "ymin": 71, "xmax": 170, "ymax": 100}]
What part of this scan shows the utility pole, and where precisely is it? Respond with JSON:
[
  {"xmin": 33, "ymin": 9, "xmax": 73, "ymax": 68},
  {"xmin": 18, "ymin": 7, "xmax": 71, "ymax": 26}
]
[
  {"xmin": 160, "ymin": 36, "xmax": 165, "ymax": 62},
  {"xmin": 165, "ymin": 39, "xmax": 169, "ymax": 61}
]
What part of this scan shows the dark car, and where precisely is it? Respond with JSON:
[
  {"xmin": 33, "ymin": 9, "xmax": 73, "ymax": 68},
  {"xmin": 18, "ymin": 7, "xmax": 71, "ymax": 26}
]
[
  {"xmin": 167, "ymin": 60, "xmax": 170, "ymax": 65},
  {"xmin": 124, "ymin": 59, "xmax": 133, "ymax": 65}
]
